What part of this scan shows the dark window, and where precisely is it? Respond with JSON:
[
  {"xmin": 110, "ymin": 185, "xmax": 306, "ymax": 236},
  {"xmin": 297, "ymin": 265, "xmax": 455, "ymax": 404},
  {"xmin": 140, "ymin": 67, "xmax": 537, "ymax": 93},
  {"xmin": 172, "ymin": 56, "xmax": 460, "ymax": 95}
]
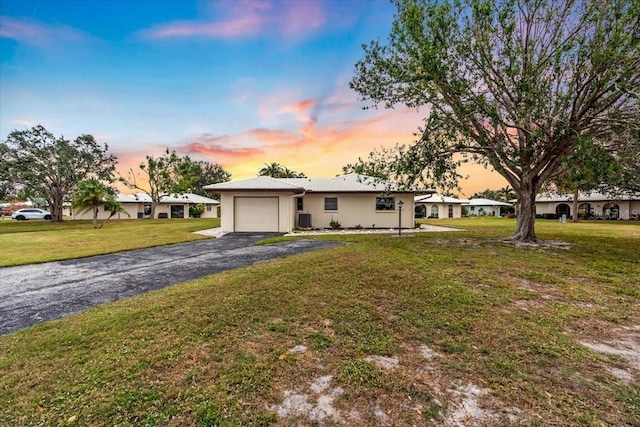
[
  {"xmin": 143, "ymin": 204, "xmax": 152, "ymax": 216},
  {"xmin": 170, "ymin": 205, "xmax": 184, "ymax": 218},
  {"xmin": 376, "ymin": 197, "xmax": 395, "ymax": 211},
  {"xmin": 296, "ymin": 197, "xmax": 304, "ymax": 211},
  {"xmin": 324, "ymin": 197, "xmax": 338, "ymax": 211},
  {"xmin": 206, "ymin": 204, "xmax": 212, "ymax": 211}
]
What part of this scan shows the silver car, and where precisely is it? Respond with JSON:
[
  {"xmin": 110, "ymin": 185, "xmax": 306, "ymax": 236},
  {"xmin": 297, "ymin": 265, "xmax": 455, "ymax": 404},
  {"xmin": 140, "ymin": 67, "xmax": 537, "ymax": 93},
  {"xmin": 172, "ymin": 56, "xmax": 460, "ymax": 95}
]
[{"xmin": 11, "ymin": 208, "xmax": 52, "ymax": 220}]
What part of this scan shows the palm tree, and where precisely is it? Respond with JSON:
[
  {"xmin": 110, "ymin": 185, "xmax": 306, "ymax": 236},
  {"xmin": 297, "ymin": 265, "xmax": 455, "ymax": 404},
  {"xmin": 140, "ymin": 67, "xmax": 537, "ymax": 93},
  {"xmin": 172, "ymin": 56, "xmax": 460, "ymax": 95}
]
[
  {"xmin": 258, "ymin": 162, "xmax": 285, "ymax": 177},
  {"xmin": 72, "ymin": 179, "xmax": 118, "ymax": 228},
  {"xmin": 258, "ymin": 163, "xmax": 306, "ymax": 178},
  {"xmin": 98, "ymin": 197, "xmax": 129, "ymax": 228},
  {"xmin": 499, "ymin": 186, "xmax": 516, "ymax": 202}
]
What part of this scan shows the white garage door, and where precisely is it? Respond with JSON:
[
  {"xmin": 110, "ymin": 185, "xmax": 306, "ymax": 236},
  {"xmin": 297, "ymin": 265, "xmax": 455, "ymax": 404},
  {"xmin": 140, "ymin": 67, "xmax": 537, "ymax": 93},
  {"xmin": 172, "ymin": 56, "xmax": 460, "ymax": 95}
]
[{"xmin": 234, "ymin": 197, "xmax": 279, "ymax": 232}]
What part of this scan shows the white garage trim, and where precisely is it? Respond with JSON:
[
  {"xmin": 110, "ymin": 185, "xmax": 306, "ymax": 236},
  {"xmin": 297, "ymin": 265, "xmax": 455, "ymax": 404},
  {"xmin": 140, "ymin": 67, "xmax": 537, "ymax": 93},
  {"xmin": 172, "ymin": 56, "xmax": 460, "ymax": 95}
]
[{"xmin": 234, "ymin": 196, "xmax": 279, "ymax": 232}]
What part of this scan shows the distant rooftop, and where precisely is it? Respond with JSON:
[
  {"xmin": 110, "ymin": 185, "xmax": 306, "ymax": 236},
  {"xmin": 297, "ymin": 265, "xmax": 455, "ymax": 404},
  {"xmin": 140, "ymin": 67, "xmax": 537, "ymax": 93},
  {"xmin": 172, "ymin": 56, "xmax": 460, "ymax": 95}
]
[{"xmin": 116, "ymin": 192, "xmax": 219, "ymax": 204}]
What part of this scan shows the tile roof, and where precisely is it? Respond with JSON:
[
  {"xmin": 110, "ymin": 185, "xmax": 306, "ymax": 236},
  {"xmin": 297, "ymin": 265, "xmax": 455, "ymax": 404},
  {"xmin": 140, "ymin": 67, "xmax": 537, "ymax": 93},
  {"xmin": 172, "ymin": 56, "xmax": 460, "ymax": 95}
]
[
  {"xmin": 206, "ymin": 174, "xmax": 432, "ymax": 193},
  {"xmin": 203, "ymin": 176, "xmax": 306, "ymax": 192},
  {"xmin": 465, "ymin": 198, "xmax": 512, "ymax": 206},
  {"xmin": 116, "ymin": 192, "xmax": 219, "ymax": 204},
  {"xmin": 415, "ymin": 194, "xmax": 468, "ymax": 204}
]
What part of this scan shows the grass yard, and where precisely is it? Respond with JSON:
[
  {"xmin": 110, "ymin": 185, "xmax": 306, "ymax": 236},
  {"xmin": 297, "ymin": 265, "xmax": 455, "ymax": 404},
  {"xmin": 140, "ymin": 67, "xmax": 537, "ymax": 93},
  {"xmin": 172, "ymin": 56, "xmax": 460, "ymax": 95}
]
[
  {"xmin": 0, "ymin": 217, "xmax": 220, "ymax": 267},
  {"xmin": 1, "ymin": 218, "xmax": 638, "ymax": 426}
]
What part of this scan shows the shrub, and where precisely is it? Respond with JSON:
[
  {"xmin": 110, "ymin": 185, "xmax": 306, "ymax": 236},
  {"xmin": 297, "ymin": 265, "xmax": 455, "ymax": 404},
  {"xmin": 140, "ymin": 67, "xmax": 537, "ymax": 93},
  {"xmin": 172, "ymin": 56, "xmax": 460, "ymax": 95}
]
[
  {"xmin": 330, "ymin": 218, "xmax": 341, "ymax": 229},
  {"xmin": 189, "ymin": 203, "xmax": 205, "ymax": 218}
]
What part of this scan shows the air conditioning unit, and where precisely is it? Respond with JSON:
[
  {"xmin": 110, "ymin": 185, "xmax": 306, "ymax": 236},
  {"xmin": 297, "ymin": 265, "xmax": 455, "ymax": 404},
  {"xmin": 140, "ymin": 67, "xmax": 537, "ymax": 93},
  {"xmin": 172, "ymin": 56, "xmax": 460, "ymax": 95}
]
[{"xmin": 298, "ymin": 213, "xmax": 312, "ymax": 228}]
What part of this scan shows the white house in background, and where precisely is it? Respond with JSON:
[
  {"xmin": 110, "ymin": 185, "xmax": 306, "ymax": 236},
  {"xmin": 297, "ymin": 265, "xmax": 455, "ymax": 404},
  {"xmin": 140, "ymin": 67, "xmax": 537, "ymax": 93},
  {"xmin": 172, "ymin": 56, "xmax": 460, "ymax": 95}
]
[
  {"xmin": 205, "ymin": 174, "xmax": 432, "ymax": 233},
  {"xmin": 465, "ymin": 198, "xmax": 512, "ymax": 216},
  {"xmin": 72, "ymin": 192, "xmax": 219, "ymax": 220},
  {"xmin": 414, "ymin": 194, "xmax": 468, "ymax": 219},
  {"xmin": 534, "ymin": 191, "xmax": 640, "ymax": 220}
]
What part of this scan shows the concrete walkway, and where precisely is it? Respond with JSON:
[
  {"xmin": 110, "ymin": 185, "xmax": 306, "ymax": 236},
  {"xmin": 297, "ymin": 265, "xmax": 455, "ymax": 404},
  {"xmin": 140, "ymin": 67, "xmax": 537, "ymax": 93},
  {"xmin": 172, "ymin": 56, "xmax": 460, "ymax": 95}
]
[{"xmin": 0, "ymin": 233, "xmax": 342, "ymax": 336}]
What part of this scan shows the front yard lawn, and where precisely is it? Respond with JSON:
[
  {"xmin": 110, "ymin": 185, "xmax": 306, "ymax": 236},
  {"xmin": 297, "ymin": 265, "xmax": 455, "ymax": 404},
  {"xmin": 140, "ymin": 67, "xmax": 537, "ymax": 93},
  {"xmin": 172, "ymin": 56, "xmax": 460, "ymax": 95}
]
[
  {"xmin": 1, "ymin": 218, "xmax": 638, "ymax": 425},
  {"xmin": 0, "ymin": 217, "xmax": 220, "ymax": 266}
]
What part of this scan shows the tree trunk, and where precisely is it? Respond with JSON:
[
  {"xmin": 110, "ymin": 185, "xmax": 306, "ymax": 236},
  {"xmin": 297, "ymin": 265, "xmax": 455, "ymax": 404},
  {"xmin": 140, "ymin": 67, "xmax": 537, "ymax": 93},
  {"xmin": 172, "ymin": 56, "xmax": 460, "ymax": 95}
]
[
  {"xmin": 511, "ymin": 181, "xmax": 538, "ymax": 242},
  {"xmin": 51, "ymin": 195, "xmax": 64, "ymax": 222},
  {"xmin": 93, "ymin": 205, "xmax": 98, "ymax": 228},
  {"xmin": 572, "ymin": 189, "xmax": 579, "ymax": 222},
  {"xmin": 150, "ymin": 202, "xmax": 158, "ymax": 219},
  {"xmin": 99, "ymin": 211, "xmax": 116, "ymax": 228}
]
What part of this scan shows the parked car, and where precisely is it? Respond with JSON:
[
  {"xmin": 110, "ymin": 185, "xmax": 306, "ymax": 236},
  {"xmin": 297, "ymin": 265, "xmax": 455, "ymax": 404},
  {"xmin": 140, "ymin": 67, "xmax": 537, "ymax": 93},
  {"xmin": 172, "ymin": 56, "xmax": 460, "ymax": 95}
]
[
  {"xmin": 11, "ymin": 208, "xmax": 52, "ymax": 220},
  {"xmin": 0, "ymin": 208, "xmax": 12, "ymax": 216}
]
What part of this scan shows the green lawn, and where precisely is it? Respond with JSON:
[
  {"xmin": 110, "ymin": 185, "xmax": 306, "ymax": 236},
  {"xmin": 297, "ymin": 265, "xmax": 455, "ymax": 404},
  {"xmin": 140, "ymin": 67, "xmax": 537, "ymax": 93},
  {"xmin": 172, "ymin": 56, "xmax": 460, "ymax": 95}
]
[
  {"xmin": 1, "ymin": 218, "xmax": 638, "ymax": 426},
  {"xmin": 0, "ymin": 217, "xmax": 220, "ymax": 266}
]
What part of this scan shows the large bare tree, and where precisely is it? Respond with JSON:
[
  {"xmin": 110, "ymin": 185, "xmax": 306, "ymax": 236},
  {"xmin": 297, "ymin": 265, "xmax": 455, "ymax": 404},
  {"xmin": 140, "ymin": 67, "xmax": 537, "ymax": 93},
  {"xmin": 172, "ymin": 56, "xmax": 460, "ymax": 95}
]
[{"xmin": 349, "ymin": 0, "xmax": 640, "ymax": 241}]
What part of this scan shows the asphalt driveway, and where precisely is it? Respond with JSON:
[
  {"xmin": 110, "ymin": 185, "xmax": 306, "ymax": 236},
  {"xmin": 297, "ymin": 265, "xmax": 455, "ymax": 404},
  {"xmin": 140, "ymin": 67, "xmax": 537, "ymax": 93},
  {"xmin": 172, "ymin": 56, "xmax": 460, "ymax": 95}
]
[{"xmin": 0, "ymin": 233, "xmax": 343, "ymax": 336}]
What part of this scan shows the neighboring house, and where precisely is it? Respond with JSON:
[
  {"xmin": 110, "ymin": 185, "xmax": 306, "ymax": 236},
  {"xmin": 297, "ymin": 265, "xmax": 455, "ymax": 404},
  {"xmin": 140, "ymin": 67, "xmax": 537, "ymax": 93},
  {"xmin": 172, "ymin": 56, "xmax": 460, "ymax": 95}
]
[
  {"xmin": 534, "ymin": 191, "xmax": 640, "ymax": 220},
  {"xmin": 72, "ymin": 192, "xmax": 219, "ymax": 220},
  {"xmin": 414, "ymin": 194, "xmax": 468, "ymax": 219},
  {"xmin": 205, "ymin": 174, "xmax": 431, "ymax": 233},
  {"xmin": 465, "ymin": 198, "xmax": 512, "ymax": 216}
]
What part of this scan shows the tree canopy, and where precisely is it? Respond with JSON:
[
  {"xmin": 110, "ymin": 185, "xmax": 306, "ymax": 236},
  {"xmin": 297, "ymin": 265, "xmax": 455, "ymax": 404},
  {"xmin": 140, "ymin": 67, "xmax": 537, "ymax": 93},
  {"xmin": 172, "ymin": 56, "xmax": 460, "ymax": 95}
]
[
  {"xmin": 120, "ymin": 149, "xmax": 200, "ymax": 219},
  {"xmin": 1, "ymin": 125, "xmax": 117, "ymax": 221},
  {"xmin": 350, "ymin": 0, "xmax": 640, "ymax": 242},
  {"xmin": 191, "ymin": 161, "xmax": 231, "ymax": 198},
  {"xmin": 258, "ymin": 163, "xmax": 307, "ymax": 178}
]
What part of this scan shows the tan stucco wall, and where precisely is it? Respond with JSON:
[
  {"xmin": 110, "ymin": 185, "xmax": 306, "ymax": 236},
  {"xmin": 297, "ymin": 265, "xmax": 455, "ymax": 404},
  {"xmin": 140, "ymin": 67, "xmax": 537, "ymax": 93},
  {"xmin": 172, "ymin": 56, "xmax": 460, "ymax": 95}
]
[
  {"xmin": 467, "ymin": 205, "xmax": 502, "ymax": 216},
  {"xmin": 73, "ymin": 202, "xmax": 218, "ymax": 220},
  {"xmin": 296, "ymin": 193, "xmax": 415, "ymax": 229},
  {"xmin": 415, "ymin": 203, "xmax": 462, "ymax": 219},
  {"xmin": 73, "ymin": 203, "xmax": 139, "ymax": 220},
  {"xmin": 220, "ymin": 192, "xmax": 415, "ymax": 232},
  {"xmin": 201, "ymin": 204, "xmax": 219, "ymax": 218}
]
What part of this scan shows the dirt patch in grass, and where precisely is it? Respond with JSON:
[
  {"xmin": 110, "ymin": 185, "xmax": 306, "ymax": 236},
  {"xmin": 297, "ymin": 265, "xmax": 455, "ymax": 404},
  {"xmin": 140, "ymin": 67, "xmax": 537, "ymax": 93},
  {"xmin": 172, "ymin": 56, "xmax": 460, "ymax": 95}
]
[{"xmin": 569, "ymin": 319, "xmax": 640, "ymax": 383}]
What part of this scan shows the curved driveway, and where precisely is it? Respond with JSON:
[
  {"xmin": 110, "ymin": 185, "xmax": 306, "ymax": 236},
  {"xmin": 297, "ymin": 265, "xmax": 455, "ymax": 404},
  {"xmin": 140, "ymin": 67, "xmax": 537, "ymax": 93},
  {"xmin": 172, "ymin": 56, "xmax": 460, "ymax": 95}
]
[{"xmin": 0, "ymin": 233, "xmax": 343, "ymax": 336}]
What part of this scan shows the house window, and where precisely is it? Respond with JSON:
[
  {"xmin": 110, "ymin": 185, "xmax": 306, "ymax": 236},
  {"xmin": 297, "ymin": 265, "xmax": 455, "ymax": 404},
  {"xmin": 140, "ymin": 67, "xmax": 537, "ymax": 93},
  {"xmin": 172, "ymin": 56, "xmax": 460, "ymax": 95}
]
[
  {"xmin": 324, "ymin": 197, "xmax": 338, "ymax": 211},
  {"xmin": 143, "ymin": 204, "xmax": 152, "ymax": 216},
  {"xmin": 448, "ymin": 204, "xmax": 453, "ymax": 218},
  {"xmin": 296, "ymin": 197, "xmax": 304, "ymax": 211},
  {"xmin": 206, "ymin": 204, "xmax": 212, "ymax": 212},
  {"xmin": 376, "ymin": 197, "xmax": 395, "ymax": 211},
  {"xmin": 170, "ymin": 205, "xmax": 184, "ymax": 218},
  {"xmin": 430, "ymin": 205, "xmax": 439, "ymax": 218},
  {"xmin": 470, "ymin": 206, "xmax": 475, "ymax": 211}
]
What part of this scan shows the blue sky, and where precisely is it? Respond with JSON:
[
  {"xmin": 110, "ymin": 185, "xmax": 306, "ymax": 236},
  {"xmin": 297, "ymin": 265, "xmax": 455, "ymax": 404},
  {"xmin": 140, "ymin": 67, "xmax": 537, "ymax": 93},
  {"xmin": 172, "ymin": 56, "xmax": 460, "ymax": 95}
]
[{"xmin": 0, "ymin": 0, "xmax": 504, "ymax": 194}]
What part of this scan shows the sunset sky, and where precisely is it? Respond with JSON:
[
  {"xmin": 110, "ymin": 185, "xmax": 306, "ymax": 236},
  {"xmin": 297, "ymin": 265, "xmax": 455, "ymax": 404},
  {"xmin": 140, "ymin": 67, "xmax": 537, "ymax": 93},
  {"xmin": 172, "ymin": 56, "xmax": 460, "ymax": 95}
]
[{"xmin": 0, "ymin": 0, "xmax": 506, "ymax": 196}]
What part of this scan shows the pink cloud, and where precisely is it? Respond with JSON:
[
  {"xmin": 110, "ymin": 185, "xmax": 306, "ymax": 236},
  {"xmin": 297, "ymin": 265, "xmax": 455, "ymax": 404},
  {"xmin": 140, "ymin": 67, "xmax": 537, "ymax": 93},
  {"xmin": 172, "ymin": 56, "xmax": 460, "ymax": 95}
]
[
  {"xmin": 0, "ymin": 16, "xmax": 89, "ymax": 47},
  {"xmin": 186, "ymin": 142, "xmax": 264, "ymax": 159},
  {"xmin": 140, "ymin": 0, "xmax": 325, "ymax": 40}
]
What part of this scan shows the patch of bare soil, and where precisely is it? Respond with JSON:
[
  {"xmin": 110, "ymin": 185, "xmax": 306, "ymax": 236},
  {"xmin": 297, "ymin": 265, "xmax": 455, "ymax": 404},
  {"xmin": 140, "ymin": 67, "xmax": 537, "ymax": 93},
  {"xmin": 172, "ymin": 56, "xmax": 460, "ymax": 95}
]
[
  {"xmin": 271, "ymin": 344, "xmax": 529, "ymax": 426},
  {"xmin": 576, "ymin": 323, "xmax": 640, "ymax": 382},
  {"xmin": 509, "ymin": 240, "xmax": 571, "ymax": 250}
]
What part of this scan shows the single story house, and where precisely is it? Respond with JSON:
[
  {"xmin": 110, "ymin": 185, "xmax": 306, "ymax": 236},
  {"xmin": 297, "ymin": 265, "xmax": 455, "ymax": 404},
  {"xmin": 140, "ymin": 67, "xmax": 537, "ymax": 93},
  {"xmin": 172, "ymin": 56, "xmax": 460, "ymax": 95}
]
[
  {"xmin": 72, "ymin": 192, "xmax": 219, "ymax": 220},
  {"xmin": 465, "ymin": 198, "xmax": 512, "ymax": 216},
  {"xmin": 205, "ymin": 174, "xmax": 431, "ymax": 233},
  {"xmin": 414, "ymin": 194, "xmax": 468, "ymax": 219},
  {"xmin": 534, "ymin": 191, "xmax": 640, "ymax": 220}
]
